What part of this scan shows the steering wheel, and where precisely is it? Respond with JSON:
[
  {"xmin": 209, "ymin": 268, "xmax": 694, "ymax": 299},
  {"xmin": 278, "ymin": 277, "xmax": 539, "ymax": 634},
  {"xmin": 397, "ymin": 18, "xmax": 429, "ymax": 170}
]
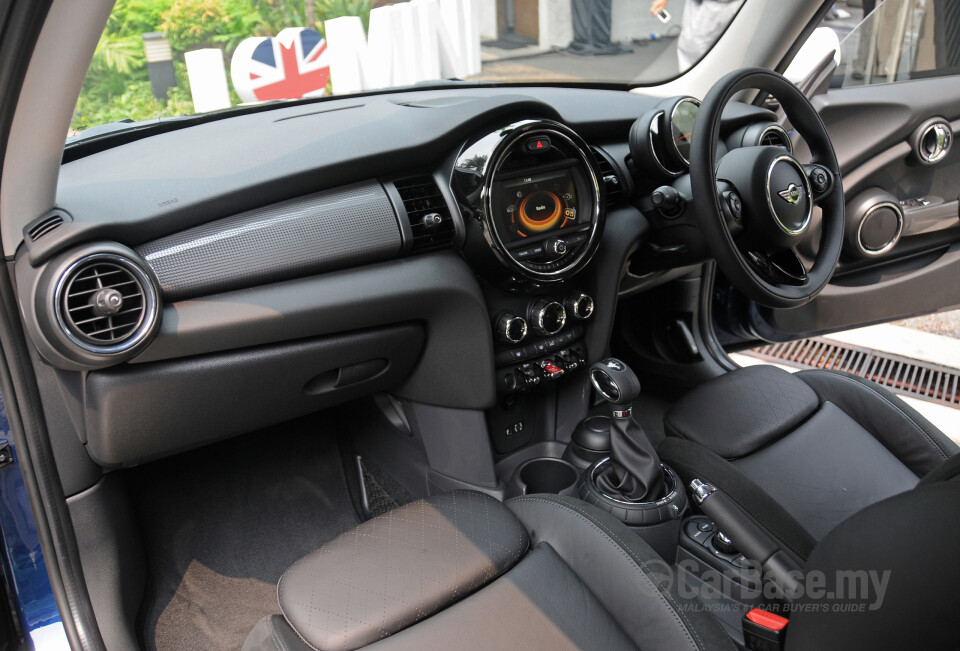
[{"xmin": 690, "ymin": 67, "xmax": 844, "ymax": 309}]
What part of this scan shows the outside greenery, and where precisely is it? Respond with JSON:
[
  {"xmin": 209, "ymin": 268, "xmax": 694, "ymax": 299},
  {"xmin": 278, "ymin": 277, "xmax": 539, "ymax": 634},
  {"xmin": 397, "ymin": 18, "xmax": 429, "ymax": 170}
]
[{"xmin": 72, "ymin": 0, "xmax": 374, "ymax": 132}]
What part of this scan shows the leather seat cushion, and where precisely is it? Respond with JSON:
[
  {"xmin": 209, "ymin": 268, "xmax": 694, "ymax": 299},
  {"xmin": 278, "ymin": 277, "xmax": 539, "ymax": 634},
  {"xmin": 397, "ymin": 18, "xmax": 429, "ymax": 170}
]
[
  {"xmin": 364, "ymin": 544, "xmax": 638, "ymax": 650},
  {"xmin": 665, "ymin": 366, "xmax": 819, "ymax": 459},
  {"xmin": 278, "ymin": 490, "xmax": 528, "ymax": 651},
  {"xmin": 732, "ymin": 402, "xmax": 919, "ymax": 539}
]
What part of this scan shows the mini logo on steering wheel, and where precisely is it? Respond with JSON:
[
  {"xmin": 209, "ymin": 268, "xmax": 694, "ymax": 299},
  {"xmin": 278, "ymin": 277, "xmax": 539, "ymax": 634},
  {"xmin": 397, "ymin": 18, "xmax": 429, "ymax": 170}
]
[{"xmin": 777, "ymin": 184, "xmax": 802, "ymax": 205}]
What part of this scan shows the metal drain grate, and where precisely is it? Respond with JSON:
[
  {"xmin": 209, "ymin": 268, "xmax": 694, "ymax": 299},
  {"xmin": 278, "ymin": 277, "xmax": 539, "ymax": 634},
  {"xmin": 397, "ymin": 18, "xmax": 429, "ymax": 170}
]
[{"xmin": 744, "ymin": 337, "xmax": 960, "ymax": 407}]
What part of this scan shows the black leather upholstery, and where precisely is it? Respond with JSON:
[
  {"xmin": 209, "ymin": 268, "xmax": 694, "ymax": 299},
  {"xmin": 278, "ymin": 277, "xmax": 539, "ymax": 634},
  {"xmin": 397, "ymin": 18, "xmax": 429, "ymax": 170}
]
[
  {"xmin": 659, "ymin": 437, "xmax": 816, "ymax": 561},
  {"xmin": 244, "ymin": 491, "xmax": 735, "ymax": 651},
  {"xmin": 734, "ymin": 402, "xmax": 919, "ymax": 539},
  {"xmin": 660, "ymin": 366, "xmax": 959, "ymax": 557},
  {"xmin": 665, "ymin": 366, "xmax": 819, "ymax": 459},
  {"xmin": 796, "ymin": 370, "xmax": 956, "ymax": 476},
  {"xmin": 507, "ymin": 494, "xmax": 735, "ymax": 651},
  {"xmin": 276, "ymin": 491, "xmax": 527, "ymax": 651},
  {"xmin": 787, "ymin": 475, "xmax": 960, "ymax": 651}
]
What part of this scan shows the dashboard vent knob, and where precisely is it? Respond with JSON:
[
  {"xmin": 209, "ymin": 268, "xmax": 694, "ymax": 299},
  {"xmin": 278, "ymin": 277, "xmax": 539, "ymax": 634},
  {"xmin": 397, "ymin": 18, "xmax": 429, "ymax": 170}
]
[
  {"xmin": 57, "ymin": 254, "xmax": 157, "ymax": 351},
  {"xmin": 394, "ymin": 176, "xmax": 455, "ymax": 252},
  {"xmin": 592, "ymin": 148, "xmax": 623, "ymax": 206}
]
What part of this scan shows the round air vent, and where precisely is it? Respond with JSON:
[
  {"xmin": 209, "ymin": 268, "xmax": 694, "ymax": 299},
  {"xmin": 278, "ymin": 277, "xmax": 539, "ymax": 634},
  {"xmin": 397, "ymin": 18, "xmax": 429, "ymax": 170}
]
[
  {"xmin": 55, "ymin": 253, "xmax": 159, "ymax": 354},
  {"xmin": 758, "ymin": 125, "xmax": 793, "ymax": 153}
]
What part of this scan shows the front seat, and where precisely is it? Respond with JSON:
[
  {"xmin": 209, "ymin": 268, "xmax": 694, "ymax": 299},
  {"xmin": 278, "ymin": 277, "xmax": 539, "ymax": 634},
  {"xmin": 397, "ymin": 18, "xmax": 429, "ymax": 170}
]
[
  {"xmin": 658, "ymin": 365, "xmax": 959, "ymax": 561},
  {"xmin": 242, "ymin": 490, "xmax": 736, "ymax": 651}
]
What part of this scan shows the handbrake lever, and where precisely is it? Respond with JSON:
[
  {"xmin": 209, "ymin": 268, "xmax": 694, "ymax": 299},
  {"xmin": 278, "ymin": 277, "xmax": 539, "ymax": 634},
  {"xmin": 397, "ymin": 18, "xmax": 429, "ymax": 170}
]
[{"xmin": 690, "ymin": 479, "xmax": 803, "ymax": 599}]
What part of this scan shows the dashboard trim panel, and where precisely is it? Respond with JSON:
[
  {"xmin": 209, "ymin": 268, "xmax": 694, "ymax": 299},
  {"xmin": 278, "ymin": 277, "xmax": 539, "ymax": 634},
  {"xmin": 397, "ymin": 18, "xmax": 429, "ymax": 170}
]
[{"xmin": 136, "ymin": 180, "xmax": 401, "ymax": 302}]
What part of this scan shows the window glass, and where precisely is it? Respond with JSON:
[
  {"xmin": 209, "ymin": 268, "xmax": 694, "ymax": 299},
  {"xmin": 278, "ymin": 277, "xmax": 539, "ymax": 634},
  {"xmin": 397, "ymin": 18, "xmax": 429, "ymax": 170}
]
[
  {"xmin": 829, "ymin": 0, "xmax": 960, "ymax": 88},
  {"xmin": 69, "ymin": 0, "xmax": 745, "ymax": 136}
]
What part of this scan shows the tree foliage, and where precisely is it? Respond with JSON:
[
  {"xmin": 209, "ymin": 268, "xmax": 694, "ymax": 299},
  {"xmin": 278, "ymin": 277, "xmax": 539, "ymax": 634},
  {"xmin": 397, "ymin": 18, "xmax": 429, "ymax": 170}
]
[{"xmin": 72, "ymin": 0, "xmax": 375, "ymax": 133}]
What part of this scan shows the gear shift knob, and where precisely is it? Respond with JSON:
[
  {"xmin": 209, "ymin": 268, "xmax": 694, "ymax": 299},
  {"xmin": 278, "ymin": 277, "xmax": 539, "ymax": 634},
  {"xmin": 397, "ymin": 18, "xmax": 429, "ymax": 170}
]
[
  {"xmin": 590, "ymin": 358, "xmax": 641, "ymax": 406},
  {"xmin": 588, "ymin": 357, "xmax": 665, "ymax": 502}
]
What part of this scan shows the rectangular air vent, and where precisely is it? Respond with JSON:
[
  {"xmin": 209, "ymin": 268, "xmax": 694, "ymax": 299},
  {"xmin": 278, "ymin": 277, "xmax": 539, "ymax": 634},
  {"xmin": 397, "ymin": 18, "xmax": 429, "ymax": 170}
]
[
  {"xmin": 26, "ymin": 212, "xmax": 65, "ymax": 242},
  {"xmin": 592, "ymin": 148, "xmax": 623, "ymax": 206},
  {"xmin": 394, "ymin": 176, "xmax": 455, "ymax": 252}
]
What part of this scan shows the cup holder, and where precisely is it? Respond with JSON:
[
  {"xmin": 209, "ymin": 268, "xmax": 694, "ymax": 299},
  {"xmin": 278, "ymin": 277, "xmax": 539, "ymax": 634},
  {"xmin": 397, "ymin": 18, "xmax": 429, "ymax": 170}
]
[{"xmin": 517, "ymin": 457, "xmax": 579, "ymax": 496}]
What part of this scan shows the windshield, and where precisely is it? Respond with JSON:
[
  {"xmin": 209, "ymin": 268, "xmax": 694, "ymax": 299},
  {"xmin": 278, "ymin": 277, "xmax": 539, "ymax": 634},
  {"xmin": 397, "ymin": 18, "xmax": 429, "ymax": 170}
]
[{"xmin": 70, "ymin": 0, "xmax": 743, "ymax": 135}]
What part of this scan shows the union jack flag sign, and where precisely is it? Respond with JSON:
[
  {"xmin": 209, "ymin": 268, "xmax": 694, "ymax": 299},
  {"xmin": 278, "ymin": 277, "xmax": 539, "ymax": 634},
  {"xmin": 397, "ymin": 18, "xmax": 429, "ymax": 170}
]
[{"xmin": 231, "ymin": 28, "xmax": 330, "ymax": 103}]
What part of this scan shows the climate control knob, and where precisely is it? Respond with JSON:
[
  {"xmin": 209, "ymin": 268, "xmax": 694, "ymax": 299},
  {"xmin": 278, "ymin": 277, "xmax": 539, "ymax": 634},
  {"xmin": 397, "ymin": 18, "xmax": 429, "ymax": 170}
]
[
  {"xmin": 494, "ymin": 312, "xmax": 528, "ymax": 344},
  {"xmin": 528, "ymin": 299, "xmax": 566, "ymax": 336},
  {"xmin": 565, "ymin": 293, "xmax": 594, "ymax": 320}
]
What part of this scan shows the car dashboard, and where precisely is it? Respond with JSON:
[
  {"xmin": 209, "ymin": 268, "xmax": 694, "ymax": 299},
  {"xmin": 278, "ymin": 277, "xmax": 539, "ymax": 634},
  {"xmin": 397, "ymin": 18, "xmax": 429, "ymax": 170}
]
[{"xmin": 13, "ymin": 86, "xmax": 785, "ymax": 467}]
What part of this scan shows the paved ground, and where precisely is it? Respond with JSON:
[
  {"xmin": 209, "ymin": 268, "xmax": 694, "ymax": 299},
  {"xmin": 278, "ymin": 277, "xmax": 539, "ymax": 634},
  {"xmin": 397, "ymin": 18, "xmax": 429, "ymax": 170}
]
[
  {"xmin": 473, "ymin": 39, "xmax": 676, "ymax": 85},
  {"xmin": 734, "ymin": 315, "xmax": 960, "ymax": 445},
  {"xmin": 896, "ymin": 310, "xmax": 960, "ymax": 339},
  {"xmin": 471, "ymin": 1, "xmax": 866, "ymax": 86}
]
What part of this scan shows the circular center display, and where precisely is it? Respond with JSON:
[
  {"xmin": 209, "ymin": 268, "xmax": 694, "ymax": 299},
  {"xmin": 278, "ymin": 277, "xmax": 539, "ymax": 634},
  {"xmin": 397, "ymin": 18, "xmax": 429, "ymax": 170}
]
[{"xmin": 518, "ymin": 191, "xmax": 562, "ymax": 231}]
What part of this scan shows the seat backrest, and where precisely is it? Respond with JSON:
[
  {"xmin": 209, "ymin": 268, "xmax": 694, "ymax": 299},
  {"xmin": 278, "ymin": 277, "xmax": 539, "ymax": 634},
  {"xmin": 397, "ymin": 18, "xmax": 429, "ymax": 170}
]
[{"xmin": 787, "ymin": 471, "xmax": 960, "ymax": 650}]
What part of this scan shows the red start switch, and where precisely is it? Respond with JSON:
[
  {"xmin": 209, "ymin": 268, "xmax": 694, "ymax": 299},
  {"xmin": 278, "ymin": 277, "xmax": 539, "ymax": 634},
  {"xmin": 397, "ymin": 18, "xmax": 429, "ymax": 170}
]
[{"xmin": 541, "ymin": 361, "xmax": 564, "ymax": 378}]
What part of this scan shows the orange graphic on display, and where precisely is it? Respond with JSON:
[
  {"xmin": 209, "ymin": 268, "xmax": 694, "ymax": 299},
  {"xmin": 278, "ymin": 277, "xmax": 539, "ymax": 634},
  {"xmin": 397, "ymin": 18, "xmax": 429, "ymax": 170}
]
[{"xmin": 517, "ymin": 191, "xmax": 563, "ymax": 232}]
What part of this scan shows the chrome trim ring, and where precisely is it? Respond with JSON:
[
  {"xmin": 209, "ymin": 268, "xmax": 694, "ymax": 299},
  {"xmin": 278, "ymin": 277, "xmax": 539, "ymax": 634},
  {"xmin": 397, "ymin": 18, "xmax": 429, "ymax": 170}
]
[
  {"xmin": 765, "ymin": 154, "xmax": 813, "ymax": 236},
  {"xmin": 758, "ymin": 123, "xmax": 793, "ymax": 154},
  {"xmin": 535, "ymin": 301, "xmax": 566, "ymax": 336},
  {"xmin": 918, "ymin": 121, "xmax": 952, "ymax": 164},
  {"xmin": 589, "ymin": 460, "xmax": 680, "ymax": 506},
  {"xmin": 648, "ymin": 111, "xmax": 685, "ymax": 176},
  {"xmin": 478, "ymin": 121, "xmax": 603, "ymax": 282},
  {"xmin": 667, "ymin": 97, "xmax": 701, "ymax": 166},
  {"xmin": 857, "ymin": 200, "xmax": 904, "ymax": 257},
  {"xmin": 502, "ymin": 316, "xmax": 528, "ymax": 344},
  {"xmin": 53, "ymin": 252, "xmax": 160, "ymax": 356}
]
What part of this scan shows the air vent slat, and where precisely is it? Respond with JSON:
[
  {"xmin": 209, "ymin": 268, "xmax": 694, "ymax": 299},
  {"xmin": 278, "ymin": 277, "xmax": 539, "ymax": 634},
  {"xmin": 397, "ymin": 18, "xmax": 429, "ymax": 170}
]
[
  {"xmin": 59, "ymin": 257, "xmax": 151, "ymax": 348},
  {"xmin": 591, "ymin": 147, "xmax": 623, "ymax": 207},
  {"xmin": 394, "ymin": 175, "xmax": 455, "ymax": 252},
  {"xmin": 27, "ymin": 214, "xmax": 65, "ymax": 242}
]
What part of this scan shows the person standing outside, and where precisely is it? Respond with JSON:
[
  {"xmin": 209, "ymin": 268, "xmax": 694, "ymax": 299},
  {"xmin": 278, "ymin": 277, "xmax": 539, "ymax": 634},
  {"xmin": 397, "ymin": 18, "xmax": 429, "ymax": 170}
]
[{"xmin": 650, "ymin": 0, "xmax": 745, "ymax": 71}]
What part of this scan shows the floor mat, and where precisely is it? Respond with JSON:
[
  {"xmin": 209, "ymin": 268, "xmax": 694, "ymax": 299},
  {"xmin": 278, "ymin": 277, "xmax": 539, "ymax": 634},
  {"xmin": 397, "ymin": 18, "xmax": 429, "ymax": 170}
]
[{"xmin": 127, "ymin": 415, "xmax": 360, "ymax": 651}]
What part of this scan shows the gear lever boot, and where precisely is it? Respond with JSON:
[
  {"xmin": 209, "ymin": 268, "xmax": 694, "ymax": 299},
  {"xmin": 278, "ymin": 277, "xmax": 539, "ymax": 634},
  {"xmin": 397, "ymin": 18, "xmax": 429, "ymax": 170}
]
[{"xmin": 589, "ymin": 358, "xmax": 665, "ymax": 501}]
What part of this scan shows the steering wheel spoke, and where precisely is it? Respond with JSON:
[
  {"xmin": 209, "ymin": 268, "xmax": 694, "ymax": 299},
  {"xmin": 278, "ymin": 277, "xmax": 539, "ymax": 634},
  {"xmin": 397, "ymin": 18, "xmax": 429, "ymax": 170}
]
[{"xmin": 745, "ymin": 248, "xmax": 809, "ymax": 287}]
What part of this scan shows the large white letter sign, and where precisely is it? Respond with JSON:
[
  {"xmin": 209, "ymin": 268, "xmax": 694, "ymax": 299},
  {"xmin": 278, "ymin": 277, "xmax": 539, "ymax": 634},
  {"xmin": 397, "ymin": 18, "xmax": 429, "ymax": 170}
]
[
  {"xmin": 326, "ymin": 0, "xmax": 481, "ymax": 94},
  {"xmin": 231, "ymin": 28, "xmax": 330, "ymax": 103},
  {"xmin": 184, "ymin": 49, "xmax": 232, "ymax": 112}
]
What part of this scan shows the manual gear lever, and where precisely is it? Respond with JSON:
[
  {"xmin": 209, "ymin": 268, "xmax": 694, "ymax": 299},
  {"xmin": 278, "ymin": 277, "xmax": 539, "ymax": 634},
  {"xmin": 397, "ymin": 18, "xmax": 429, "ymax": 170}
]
[{"xmin": 589, "ymin": 358, "xmax": 665, "ymax": 501}]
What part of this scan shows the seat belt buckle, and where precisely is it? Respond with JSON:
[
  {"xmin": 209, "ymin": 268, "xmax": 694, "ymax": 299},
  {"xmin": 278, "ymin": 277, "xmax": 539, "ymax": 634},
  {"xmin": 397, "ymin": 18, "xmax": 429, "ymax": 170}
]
[{"xmin": 742, "ymin": 608, "xmax": 788, "ymax": 651}]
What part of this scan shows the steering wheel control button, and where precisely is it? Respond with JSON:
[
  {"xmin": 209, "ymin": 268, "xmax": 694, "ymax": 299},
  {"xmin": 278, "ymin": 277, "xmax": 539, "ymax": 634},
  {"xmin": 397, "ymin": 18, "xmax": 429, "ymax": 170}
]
[
  {"xmin": 524, "ymin": 135, "xmax": 552, "ymax": 153},
  {"xmin": 565, "ymin": 293, "xmax": 594, "ymax": 320},
  {"xmin": 725, "ymin": 191, "xmax": 743, "ymax": 220},
  {"xmin": 528, "ymin": 299, "xmax": 566, "ymax": 336},
  {"xmin": 494, "ymin": 312, "xmax": 528, "ymax": 345}
]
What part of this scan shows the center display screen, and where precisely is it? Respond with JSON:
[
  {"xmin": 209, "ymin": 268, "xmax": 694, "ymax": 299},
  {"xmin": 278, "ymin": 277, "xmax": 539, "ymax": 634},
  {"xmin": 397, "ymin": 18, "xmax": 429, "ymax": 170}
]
[{"xmin": 495, "ymin": 167, "xmax": 580, "ymax": 243}]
